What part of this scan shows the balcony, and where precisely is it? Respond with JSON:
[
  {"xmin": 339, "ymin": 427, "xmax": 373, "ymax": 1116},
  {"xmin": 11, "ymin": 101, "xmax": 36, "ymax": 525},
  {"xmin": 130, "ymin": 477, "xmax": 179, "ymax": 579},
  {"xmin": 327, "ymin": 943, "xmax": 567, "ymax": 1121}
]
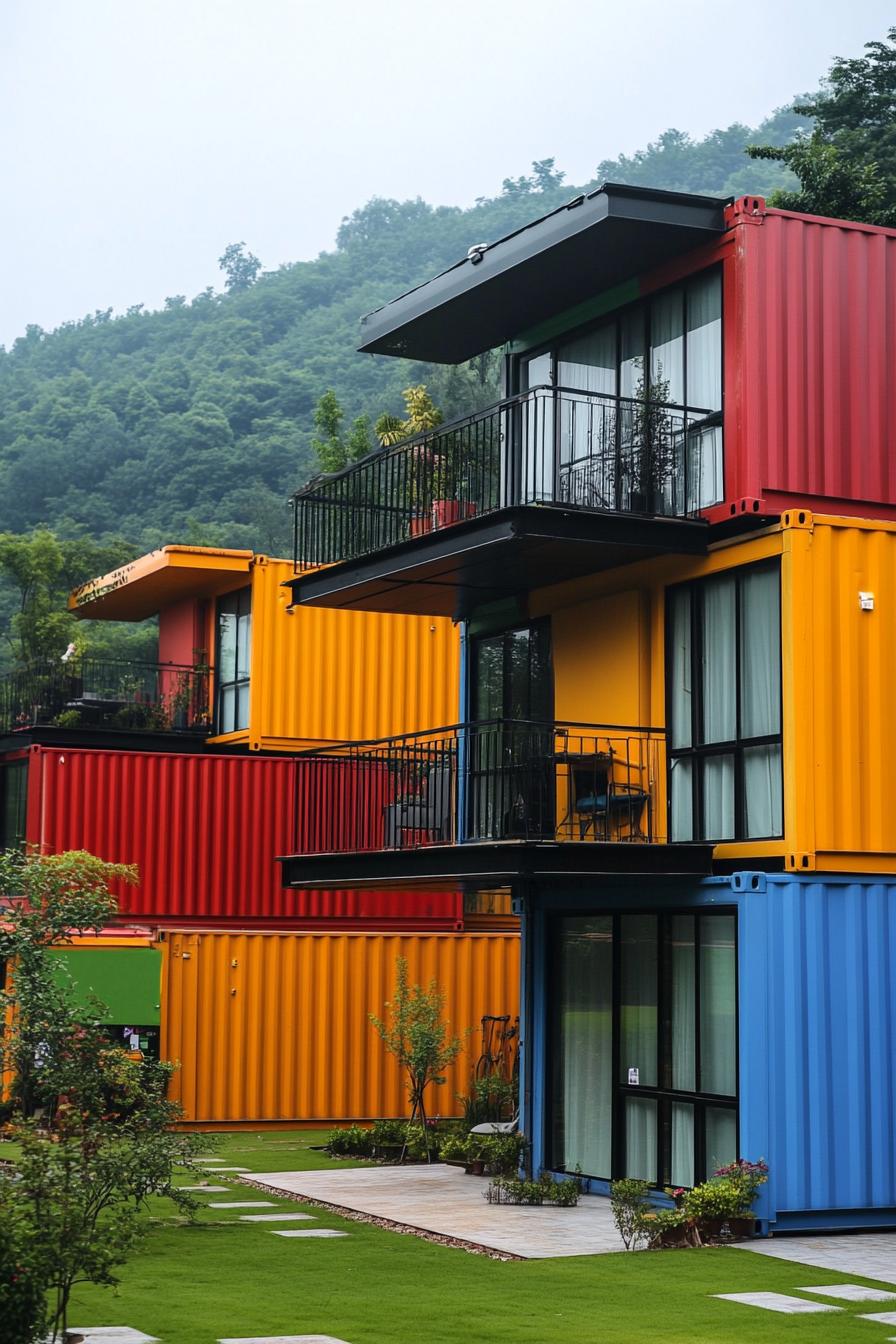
[
  {"xmin": 279, "ymin": 719, "xmax": 713, "ymax": 888},
  {"xmin": 0, "ymin": 659, "xmax": 212, "ymax": 739},
  {"xmin": 289, "ymin": 386, "xmax": 713, "ymax": 617}
]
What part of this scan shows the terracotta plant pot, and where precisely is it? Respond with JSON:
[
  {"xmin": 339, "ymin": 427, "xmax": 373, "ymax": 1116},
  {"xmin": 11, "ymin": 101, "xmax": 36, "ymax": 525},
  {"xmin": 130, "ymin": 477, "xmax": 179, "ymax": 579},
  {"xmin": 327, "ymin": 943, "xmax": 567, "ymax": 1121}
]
[
  {"xmin": 465, "ymin": 1158, "xmax": 486, "ymax": 1176},
  {"xmin": 431, "ymin": 499, "xmax": 477, "ymax": 529},
  {"xmin": 726, "ymin": 1216, "xmax": 757, "ymax": 1240},
  {"xmin": 409, "ymin": 514, "xmax": 433, "ymax": 537}
]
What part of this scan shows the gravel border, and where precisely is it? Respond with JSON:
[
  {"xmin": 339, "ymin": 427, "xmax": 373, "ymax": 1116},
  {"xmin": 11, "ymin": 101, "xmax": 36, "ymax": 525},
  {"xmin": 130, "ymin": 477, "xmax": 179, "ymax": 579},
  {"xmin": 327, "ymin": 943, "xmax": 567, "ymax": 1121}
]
[{"xmin": 237, "ymin": 1174, "xmax": 525, "ymax": 1261}]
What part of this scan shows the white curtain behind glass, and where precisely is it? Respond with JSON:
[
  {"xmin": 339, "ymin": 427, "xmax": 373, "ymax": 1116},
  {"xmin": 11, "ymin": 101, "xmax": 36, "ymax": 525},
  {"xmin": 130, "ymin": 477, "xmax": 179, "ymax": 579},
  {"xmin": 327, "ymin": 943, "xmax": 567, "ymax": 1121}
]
[
  {"xmin": 521, "ymin": 353, "xmax": 553, "ymax": 502},
  {"xmin": 702, "ymin": 577, "xmax": 736, "ymax": 742},
  {"xmin": 686, "ymin": 272, "xmax": 723, "ymax": 510},
  {"xmin": 650, "ymin": 289, "xmax": 685, "ymax": 406},
  {"xmin": 557, "ymin": 326, "xmax": 616, "ymax": 499},
  {"xmin": 700, "ymin": 915, "xmax": 737, "ymax": 1096},
  {"xmin": 620, "ymin": 915, "xmax": 658, "ymax": 1087},
  {"xmin": 671, "ymin": 916, "xmax": 695, "ymax": 1091},
  {"xmin": 560, "ymin": 918, "xmax": 613, "ymax": 1178},
  {"xmin": 740, "ymin": 567, "xmax": 782, "ymax": 837}
]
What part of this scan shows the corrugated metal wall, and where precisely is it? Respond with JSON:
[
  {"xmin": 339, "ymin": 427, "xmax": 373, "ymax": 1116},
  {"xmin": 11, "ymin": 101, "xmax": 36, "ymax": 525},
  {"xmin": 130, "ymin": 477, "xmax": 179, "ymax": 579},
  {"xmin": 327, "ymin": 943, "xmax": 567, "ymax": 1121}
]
[
  {"xmin": 161, "ymin": 930, "xmax": 520, "ymax": 1124},
  {"xmin": 247, "ymin": 559, "xmax": 460, "ymax": 749},
  {"xmin": 784, "ymin": 515, "xmax": 896, "ymax": 869},
  {"xmin": 738, "ymin": 872, "xmax": 896, "ymax": 1228},
  {"xmin": 26, "ymin": 746, "xmax": 463, "ymax": 927},
  {"xmin": 736, "ymin": 210, "xmax": 896, "ymax": 512}
]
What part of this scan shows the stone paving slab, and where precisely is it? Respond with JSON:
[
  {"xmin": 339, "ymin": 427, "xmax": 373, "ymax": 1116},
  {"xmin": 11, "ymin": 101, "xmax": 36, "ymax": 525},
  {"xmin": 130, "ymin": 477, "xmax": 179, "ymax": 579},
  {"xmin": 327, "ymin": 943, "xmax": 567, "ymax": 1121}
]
[
  {"xmin": 714, "ymin": 1292, "xmax": 841, "ymax": 1314},
  {"xmin": 861, "ymin": 1311, "xmax": 896, "ymax": 1325},
  {"xmin": 253, "ymin": 1164, "xmax": 624, "ymax": 1258},
  {"xmin": 200, "ymin": 1165, "xmax": 251, "ymax": 1172},
  {"xmin": 240, "ymin": 1212, "xmax": 316, "ymax": 1223},
  {"xmin": 219, "ymin": 1336, "xmax": 353, "ymax": 1343},
  {"xmin": 209, "ymin": 1201, "xmax": 276, "ymax": 1209},
  {"xmin": 180, "ymin": 1184, "xmax": 231, "ymax": 1193},
  {"xmin": 270, "ymin": 1228, "xmax": 349, "ymax": 1238},
  {"xmin": 799, "ymin": 1284, "xmax": 896, "ymax": 1302},
  {"xmin": 67, "ymin": 1330, "xmax": 159, "ymax": 1342},
  {"xmin": 741, "ymin": 1233, "xmax": 896, "ymax": 1285}
]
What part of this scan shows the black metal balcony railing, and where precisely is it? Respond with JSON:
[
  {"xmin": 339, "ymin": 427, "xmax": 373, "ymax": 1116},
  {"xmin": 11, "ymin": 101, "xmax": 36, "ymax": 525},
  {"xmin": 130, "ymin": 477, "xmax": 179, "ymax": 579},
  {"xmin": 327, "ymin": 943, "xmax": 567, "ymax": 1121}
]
[
  {"xmin": 293, "ymin": 385, "xmax": 717, "ymax": 570},
  {"xmin": 293, "ymin": 719, "xmax": 667, "ymax": 854},
  {"xmin": 0, "ymin": 660, "xmax": 212, "ymax": 735}
]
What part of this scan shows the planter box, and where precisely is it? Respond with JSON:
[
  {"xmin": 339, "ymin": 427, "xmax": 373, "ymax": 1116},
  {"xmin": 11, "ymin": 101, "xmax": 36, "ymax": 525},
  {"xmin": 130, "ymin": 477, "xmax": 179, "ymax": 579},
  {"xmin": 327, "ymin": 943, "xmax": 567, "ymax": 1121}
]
[
  {"xmin": 409, "ymin": 514, "xmax": 434, "ymax": 537},
  {"xmin": 432, "ymin": 500, "xmax": 478, "ymax": 529}
]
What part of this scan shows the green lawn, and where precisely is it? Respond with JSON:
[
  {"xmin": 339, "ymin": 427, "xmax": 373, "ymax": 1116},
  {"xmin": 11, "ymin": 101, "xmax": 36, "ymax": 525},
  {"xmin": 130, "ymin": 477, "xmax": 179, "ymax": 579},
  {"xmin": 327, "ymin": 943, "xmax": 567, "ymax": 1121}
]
[{"xmin": 34, "ymin": 1132, "xmax": 896, "ymax": 1343}]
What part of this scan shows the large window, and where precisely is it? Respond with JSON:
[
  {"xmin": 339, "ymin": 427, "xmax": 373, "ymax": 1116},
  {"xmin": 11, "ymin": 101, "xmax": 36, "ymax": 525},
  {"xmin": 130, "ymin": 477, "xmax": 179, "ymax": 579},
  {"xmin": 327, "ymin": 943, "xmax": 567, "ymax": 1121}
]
[
  {"xmin": 517, "ymin": 268, "xmax": 723, "ymax": 511},
  {"xmin": 550, "ymin": 910, "xmax": 737, "ymax": 1186},
  {"xmin": 667, "ymin": 563, "xmax": 782, "ymax": 842},
  {"xmin": 215, "ymin": 588, "xmax": 252, "ymax": 734}
]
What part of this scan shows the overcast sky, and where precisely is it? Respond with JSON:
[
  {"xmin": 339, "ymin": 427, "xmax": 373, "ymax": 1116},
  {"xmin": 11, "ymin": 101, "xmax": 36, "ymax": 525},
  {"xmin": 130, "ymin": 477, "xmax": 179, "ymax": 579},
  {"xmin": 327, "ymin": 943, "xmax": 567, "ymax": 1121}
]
[{"xmin": 1, "ymin": 1, "xmax": 892, "ymax": 348}]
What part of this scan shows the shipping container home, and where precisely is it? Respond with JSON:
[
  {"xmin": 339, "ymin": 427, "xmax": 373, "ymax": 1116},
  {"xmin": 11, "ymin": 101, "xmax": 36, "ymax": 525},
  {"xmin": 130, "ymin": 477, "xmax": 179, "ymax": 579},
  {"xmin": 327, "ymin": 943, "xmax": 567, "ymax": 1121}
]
[
  {"xmin": 161, "ymin": 929, "xmax": 520, "ymax": 1126},
  {"xmin": 525, "ymin": 871, "xmax": 896, "ymax": 1233},
  {"xmin": 281, "ymin": 512, "xmax": 896, "ymax": 884},
  {"xmin": 63, "ymin": 545, "xmax": 459, "ymax": 750},
  {"xmin": 0, "ymin": 744, "xmax": 464, "ymax": 929},
  {"xmin": 286, "ymin": 189, "xmax": 896, "ymax": 619}
]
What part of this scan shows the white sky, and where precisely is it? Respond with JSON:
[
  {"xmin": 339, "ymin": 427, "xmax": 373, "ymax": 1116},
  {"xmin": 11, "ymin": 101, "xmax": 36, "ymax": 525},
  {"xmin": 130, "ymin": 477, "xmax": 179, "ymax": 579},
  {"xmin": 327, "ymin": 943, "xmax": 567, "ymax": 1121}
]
[{"xmin": 1, "ymin": 0, "xmax": 892, "ymax": 348}]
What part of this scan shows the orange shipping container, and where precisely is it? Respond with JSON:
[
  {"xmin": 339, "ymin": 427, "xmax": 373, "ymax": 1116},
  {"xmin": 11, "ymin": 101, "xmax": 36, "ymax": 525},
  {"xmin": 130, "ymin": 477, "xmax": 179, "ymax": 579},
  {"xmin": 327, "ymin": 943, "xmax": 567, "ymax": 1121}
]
[{"xmin": 161, "ymin": 930, "xmax": 520, "ymax": 1126}]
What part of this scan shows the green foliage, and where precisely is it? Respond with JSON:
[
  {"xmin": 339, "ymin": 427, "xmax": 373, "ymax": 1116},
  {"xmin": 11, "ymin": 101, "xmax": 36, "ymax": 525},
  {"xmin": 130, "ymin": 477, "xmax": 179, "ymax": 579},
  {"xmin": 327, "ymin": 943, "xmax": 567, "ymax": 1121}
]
[
  {"xmin": 0, "ymin": 848, "xmax": 204, "ymax": 1340},
  {"xmin": 748, "ymin": 28, "xmax": 896, "ymax": 225},
  {"xmin": 485, "ymin": 1171, "xmax": 580, "ymax": 1206},
  {"xmin": 325, "ymin": 1124, "xmax": 375, "ymax": 1157},
  {"xmin": 369, "ymin": 957, "xmax": 468, "ymax": 1158},
  {"xmin": 466, "ymin": 1130, "xmax": 525, "ymax": 1175},
  {"xmin": 459, "ymin": 1073, "xmax": 517, "ymax": 1128},
  {"xmin": 683, "ymin": 1159, "xmax": 768, "ymax": 1221},
  {"xmin": 610, "ymin": 1178, "xmax": 651, "ymax": 1251},
  {"xmin": 0, "ymin": 1195, "xmax": 47, "ymax": 1344},
  {"xmin": 218, "ymin": 242, "xmax": 262, "ymax": 294}
]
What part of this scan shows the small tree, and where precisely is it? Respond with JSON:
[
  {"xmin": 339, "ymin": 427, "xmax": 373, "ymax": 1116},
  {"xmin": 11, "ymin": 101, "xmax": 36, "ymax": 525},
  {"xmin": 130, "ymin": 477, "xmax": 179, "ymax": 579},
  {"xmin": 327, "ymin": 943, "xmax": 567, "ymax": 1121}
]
[
  {"xmin": 0, "ymin": 850, "xmax": 205, "ymax": 1341},
  {"xmin": 218, "ymin": 241, "xmax": 262, "ymax": 293},
  {"xmin": 311, "ymin": 389, "xmax": 373, "ymax": 472},
  {"xmin": 369, "ymin": 957, "xmax": 466, "ymax": 1161}
]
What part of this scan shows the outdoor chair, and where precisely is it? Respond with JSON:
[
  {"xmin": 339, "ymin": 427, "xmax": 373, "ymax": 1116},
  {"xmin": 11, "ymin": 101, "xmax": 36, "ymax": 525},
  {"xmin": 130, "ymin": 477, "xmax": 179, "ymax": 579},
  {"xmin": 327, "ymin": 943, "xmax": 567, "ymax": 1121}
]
[{"xmin": 383, "ymin": 761, "xmax": 453, "ymax": 848}]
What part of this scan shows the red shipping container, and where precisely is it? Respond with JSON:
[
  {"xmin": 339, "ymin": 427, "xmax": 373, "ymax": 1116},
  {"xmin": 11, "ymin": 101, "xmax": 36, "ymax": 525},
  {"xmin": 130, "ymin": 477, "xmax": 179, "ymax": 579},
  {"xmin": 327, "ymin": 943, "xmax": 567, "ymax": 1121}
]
[
  {"xmin": 19, "ymin": 745, "xmax": 462, "ymax": 929},
  {"xmin": 641, "ymin": 198, "xmax": 896, "ymax": 524}
]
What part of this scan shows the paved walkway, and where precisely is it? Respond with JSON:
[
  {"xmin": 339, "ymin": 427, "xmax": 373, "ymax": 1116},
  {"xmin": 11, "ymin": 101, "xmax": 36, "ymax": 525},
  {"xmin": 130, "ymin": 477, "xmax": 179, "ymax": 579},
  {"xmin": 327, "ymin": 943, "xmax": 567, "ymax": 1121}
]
[
  {"xmin": 741, "ymin": 1233, "xmax": 896, "ymax": 1284},
  {"xmin": 251, "ymin": 1164, "xmax": 625, "ymax": 1259}
]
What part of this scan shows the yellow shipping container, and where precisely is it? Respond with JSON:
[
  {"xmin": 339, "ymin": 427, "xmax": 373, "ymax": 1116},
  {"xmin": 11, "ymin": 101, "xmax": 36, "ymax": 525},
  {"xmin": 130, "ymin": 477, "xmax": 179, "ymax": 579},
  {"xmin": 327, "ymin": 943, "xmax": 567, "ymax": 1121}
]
[
  {"xmin": 161, "ymin": 930, "xmax": 520, "ymax": 1126},
  {"xmin": 531, "ymin": 512, "xmax": 896, "ymax": 873},
  {"xmin": 70, "ymin": 546, "xmax": 459, "ymax": 750}
]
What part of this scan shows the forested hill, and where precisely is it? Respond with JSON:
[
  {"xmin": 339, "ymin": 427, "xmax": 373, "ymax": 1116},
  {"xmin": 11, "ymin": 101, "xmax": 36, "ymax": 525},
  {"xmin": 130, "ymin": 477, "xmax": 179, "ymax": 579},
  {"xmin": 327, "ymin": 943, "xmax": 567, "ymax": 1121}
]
[{"xmin": 0, "ymin": 104, "xmax": 805, "ymax": 558}]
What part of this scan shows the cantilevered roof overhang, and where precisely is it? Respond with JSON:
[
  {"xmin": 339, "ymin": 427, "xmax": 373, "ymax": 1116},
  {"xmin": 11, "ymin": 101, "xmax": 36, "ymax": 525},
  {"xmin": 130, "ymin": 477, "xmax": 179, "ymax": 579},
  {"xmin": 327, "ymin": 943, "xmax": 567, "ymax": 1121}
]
[
  {"xmin": 358, "ymin": 184, "xmax": 730, "ymax": 364},
  {"xmin": 286, "ymin": 506, "xmax": 710, "ymax": 618},
  {"xmin": 278, "ymin": 840, "xmax": 714, "ymax": 890},
  {"xmin": 69, "ymin": 545, "xmax": 255, "ymax": 621}
]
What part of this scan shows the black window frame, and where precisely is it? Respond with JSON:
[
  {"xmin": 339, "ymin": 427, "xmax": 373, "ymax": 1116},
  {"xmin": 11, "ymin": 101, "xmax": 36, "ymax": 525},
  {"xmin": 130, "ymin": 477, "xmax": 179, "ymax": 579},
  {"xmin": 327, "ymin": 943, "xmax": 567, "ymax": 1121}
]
[
  {"xmin": 547, "ymin": 906, "xmax": 739, "ymax": 1188},
  {"xmin": 214, "ymin": 586, "xmax": 252, "ymax": 735},
  {"xmin": 0, "ymin": 760, "xmax": 28, "ymax": 850},
  {"xmin": 512, "ymin": 265, "xmax": 724, "ymax": 436},
  {"xmin": 665, "ymin": 560, "xmax": 783, "ymax": 844}
]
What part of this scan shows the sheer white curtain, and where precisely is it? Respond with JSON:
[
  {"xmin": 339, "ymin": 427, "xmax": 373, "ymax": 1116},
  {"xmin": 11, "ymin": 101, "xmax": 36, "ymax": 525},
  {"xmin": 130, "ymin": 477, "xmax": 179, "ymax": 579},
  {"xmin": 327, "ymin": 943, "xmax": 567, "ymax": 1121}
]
[
  {"xmin": 740, "ymin": 567, "xmax": 782, "ymax": 837},
  {"xmin": 671, "ymin": 916, "xmax": 695, "ymax": 1091},
  {"xmin": 701, "ymin": 577, "xmax": 736, "ymax": 839},
  {"xmin": 625, "ymin": 1098, "xmax": 658, "ymax": 1181},
  {"xmin": 650, "ymin": 289, "xmax": 685, "ymax": 406},
  {"xmin": 671, "ymin": 1103, "xmax": 695, "ymax": 1188},
  {"xmin": 700, "ymin": 915, "xmax": 737, "ymax": 1097},
  {"xmin": 686, "ymin": 271, "xmax": 723, "ymax": 509},
  {"xmin": 557, "ymin": 325, "xmax": 616, "ymax": 502},
  {"xmin": 669, "ymin": 590, "xmax": 694, "ymax": 841},
  {"xmin": 560, "ymin": 918, "xmax": 613, "ymax": 1177}
]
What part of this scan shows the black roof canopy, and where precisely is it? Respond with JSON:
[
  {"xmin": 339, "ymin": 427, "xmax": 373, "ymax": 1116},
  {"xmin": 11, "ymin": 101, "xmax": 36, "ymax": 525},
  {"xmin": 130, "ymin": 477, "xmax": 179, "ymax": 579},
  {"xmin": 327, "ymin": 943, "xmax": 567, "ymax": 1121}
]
[{"xmin": 358, "ymin": 184, "xmax": 730, "ymax": 364}]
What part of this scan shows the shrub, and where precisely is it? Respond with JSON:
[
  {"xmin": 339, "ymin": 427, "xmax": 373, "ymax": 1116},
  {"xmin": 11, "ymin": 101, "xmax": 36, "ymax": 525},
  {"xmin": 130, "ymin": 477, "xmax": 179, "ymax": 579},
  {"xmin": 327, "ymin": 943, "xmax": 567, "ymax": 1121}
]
[
  {"xmin": 610, "ymin": 1178, "xmax": 651, "ymax": 1250},
  {"xmin": 639, "ymin": 1207, "xmax": 700, "ymax": 1249},
  {"xmin": 438, "ymin": 1134, "xmax": 469, "ymax": 1163},
  {"xmin": 485, "ymin": 1172, "xmax": 580, "ymax": 1206},
  {"xmin": 0, "ymin": 1203, "xmax": 46, "ymax": 1344},
  {"xmin": 326, "ymin": 1125, "xmax": 373, "ymax": 1158},
  {"xmin": 460, "ymin": 1075, "xmax": 517, "ymax": 1128},
  {"xmin": 469, "ymin": 1131, "xmax": 525, "ymax": 1175}
]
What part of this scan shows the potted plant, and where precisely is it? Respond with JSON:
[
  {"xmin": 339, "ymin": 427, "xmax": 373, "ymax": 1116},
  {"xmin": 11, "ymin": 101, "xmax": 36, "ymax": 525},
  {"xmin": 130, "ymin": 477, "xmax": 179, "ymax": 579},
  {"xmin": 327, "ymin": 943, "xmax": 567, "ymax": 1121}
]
[{"xmin": 683, "ymin": 1158, "xmax": 768, "ymax": 1241}]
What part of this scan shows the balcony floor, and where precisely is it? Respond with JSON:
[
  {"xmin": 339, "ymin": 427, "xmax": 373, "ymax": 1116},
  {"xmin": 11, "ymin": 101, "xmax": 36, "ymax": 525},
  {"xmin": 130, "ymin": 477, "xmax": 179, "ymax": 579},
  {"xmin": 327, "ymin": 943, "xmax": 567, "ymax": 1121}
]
[
  {"xmin": 278, "ymin": 838, "xmax": 713, "ymax": 890},
  {"xmin": 288, "ymin": 505, "xmax": 709, "ymax": 617}
]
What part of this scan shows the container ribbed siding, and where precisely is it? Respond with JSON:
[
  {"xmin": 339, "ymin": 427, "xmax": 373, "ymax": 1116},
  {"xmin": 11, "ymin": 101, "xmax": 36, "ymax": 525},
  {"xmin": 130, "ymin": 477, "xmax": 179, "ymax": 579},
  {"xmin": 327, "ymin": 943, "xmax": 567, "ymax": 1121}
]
[
  {"xmin": 736, "ymin": 210, "xmax": 896, "ymax": 515},
  {"xmin": 638, "ymin": 204, "xmax": 896, "ymax": 521},
  {"xmin": 221, "ymin": 558, "xmax": 460, "ymax": 750},
  {"xmin": 23, "ymin": 746, "xmax": 463, "ymax": 927},
  {"xmin": 737, "ymin": 873, "xmax": 896, "ymax": 1230},
  {"xmin": 161, "ymin": 930, "xmax": 520, "ymax": 1125}
]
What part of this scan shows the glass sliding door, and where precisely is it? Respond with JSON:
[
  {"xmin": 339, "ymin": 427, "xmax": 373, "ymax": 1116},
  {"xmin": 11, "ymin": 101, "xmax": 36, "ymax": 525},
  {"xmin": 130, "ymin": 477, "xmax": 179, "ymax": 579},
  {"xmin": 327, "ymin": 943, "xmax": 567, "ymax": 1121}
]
[
  {"xmin": 551, "ymin": 917, "xmax": 613, "ymax": 1178},
  {"xmin": 519, "ymin": 353, "xmax": 553, "ymax": 503},
  {"xmin": 468, "ymin": 620, "xmax": 552, "ymax": 839},
  {"xmin": 549, "ymin": 909, "xmax": 737, "ymax": 1185},
  {"xmin": 215, "ymin": 587, "xmax": 252, "ymax": 733}
]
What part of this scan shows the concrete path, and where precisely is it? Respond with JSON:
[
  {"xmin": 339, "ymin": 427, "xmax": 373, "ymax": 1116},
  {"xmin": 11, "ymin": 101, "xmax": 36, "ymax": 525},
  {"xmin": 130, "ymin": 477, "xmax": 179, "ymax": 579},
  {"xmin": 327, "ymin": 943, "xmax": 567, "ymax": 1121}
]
[
  {"xmin": 741, "ymin": 1233, "xmax": 896, "ymax": 1284},
  {"xmin": 252, "ymin": 1164, "xmax": 625, "ymax": 1258}
]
